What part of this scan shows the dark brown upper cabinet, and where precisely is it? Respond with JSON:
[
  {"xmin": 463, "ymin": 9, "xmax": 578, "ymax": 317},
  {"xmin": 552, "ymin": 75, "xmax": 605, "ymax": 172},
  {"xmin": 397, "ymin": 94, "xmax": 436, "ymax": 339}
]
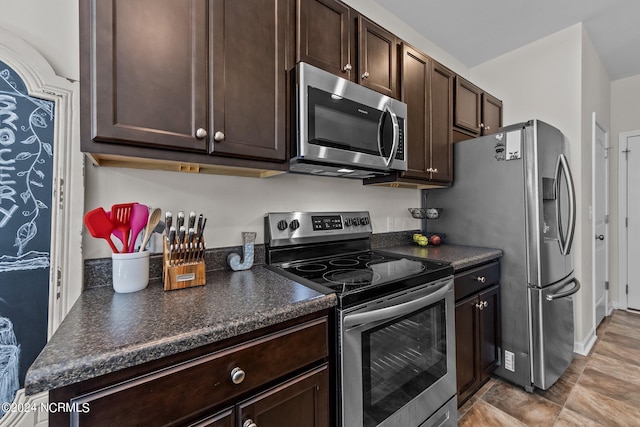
[
  {"xmin": 364, "ymin": 44, "xmax": 452, "ymax": 188},
  {"xmin": 357, "ymin": 16, "xmax": 397, "ymax": 98},
  {"xmin": 209, "ymin": 0, "xmax": 288, "ymax": 162},
  {"xmin": 482, "ymin": 92, "xmax": 503, "ymax": 136},
  {"xmin": 454, "ymin": 76, "xmax": 503, "ymax": 140},
  {"xmin": 88, "ymin": 0, "xmax": 209, "ymax": 153},
  {"xmin": 296, "ymin": 0, "xmax": 398, "ymax": 98},
  {"xmin": 296, "ymin": 0, "xmax": 352, "ymax": 78},
  {"xmin": 80, "ymin": 0, "xmax": 289, "ymax": 175}
]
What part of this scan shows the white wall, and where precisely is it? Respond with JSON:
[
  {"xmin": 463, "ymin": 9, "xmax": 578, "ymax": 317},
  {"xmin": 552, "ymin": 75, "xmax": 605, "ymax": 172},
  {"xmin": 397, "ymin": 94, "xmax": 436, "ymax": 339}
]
[
  {"xmin": 0, "ymin": 0, "xmax": 78, "ymax": 81},
  {"xmin": 470, "ymin": 24, "xmax": 595, "ymax": 348}
]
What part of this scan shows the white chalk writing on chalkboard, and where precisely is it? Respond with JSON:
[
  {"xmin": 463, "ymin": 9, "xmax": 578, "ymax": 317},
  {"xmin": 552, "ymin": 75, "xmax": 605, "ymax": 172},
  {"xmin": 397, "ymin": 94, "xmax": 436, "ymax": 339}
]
[{"xmin": 0, "ymin": 68, "xmax": 52, "ymax": 269}]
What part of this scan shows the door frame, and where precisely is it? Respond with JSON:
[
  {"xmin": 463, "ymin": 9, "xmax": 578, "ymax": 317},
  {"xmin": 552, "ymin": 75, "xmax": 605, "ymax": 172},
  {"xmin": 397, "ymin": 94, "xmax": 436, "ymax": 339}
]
[
  {"xmin": 591, "ymin": 112, "xmax": 609, "ymax": 328},
  {"xmin": 0, "ymin": 26, "xmax": 84, "ymax": 426},
  {"xmin": 618, "ymin": 130, "xmax": 640, "ymax": 310}
]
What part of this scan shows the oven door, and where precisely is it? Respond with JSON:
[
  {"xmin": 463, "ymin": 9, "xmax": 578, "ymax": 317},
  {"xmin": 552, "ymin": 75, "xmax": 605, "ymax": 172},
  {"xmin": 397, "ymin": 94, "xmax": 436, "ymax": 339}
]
[{"xmin": 340, "ymin": 278, "xmax": 456, "ymax": 427}]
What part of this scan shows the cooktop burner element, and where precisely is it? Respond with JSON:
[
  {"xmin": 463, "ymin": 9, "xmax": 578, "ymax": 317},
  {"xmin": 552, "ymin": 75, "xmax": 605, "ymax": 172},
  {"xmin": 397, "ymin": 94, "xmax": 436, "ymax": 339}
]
[{"xmin": 264, "ymin": 211, "xmax": 453, "ymax": 307}]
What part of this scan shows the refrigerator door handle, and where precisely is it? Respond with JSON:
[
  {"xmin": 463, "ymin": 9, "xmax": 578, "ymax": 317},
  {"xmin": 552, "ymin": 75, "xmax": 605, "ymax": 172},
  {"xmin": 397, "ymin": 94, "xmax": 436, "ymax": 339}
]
[
  {"xmin": 555, "ymin": 154, "xmax": 576, "ymax": 255},
  {"xmin": 546, "ymin": 278, "xmax": 581, "ymax": 301}
]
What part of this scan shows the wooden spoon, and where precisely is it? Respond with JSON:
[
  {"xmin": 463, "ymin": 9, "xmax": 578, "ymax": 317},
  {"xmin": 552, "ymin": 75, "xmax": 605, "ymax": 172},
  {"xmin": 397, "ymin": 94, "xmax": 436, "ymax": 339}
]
[{"xmin": 139, "ymin": 208, "xmax": 162, "ymax": 252}]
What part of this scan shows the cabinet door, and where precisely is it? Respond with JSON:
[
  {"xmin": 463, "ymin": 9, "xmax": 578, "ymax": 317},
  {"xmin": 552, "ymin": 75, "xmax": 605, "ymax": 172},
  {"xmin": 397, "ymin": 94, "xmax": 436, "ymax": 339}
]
[
  {"xmin": 357, "ymin": 16, "xmax": 397, "ymax": 98},
  {"xmin": 478, "ymin": 285, "xmax": 501, "ymax": 381},
  {"xmin": 454, "ymin": 76, "xmax": 482, "ymax": 135},
  {"xmin": 188, "ymin": 407, "xmax": 234, "ymax": 427},
  {"xmin": 91, "ymin": 0, "xmax": 208, "ymax": 152},
  {"xmin": 455, "ymin": 295, "xmax": 479, "ymax": 406},
  {"xmin": 297, "ymin": 0, "xmax": 351, "ymax": 78},
  {"xmin": 210, "ymin": 0, "xmax": 287, "ymax": 162},
  {"xmin": 430, "ymin": 61, "xmax": 454, "ymax": 183},
  {"xmin": 237, "ymin": 365, "xmax": 329, "ymax": 427},
  {"xmin": 399, "ymin": 43, "xmax": 430, "ymax": 180},
  {"xmin": 481, "ymin": 93, "xmax": 503, "ymax": 136}
]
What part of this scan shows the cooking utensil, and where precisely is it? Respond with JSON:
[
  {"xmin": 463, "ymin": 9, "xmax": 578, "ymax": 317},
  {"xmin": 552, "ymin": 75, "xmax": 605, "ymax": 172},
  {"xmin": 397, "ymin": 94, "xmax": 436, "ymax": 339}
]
[
  {"xmin": 111, "ymin": 203, "xmax": 134, "ymax": 253},
  {"xmin": 188, "ymin": 211, "xmax": 196, "ymax": 230},
  {"xmin": 129, "ymin": 203, "xmax": 149, "ymax": 252},
  {"xmin": 105, "ymin": 210, "xmax": 125, "ymax": 250},
  {"xmin": 196, "ymin": 214, "xmax": 203, "ymax": 237},
  {"xmin": 177, "ymin": 211, "xmax": 185, "ymax": 229},
  {"xmin": 84, "ymin": 207, "xmax": 119, "ymax": 253},
  {"xmin": 165, "ymin": 211, "xmax": 172, "ymax": 237},
  {"xmin": 139, "ymin": 207, "xmax": 162, "ymax": 252},
  {"xmin": 187, "ymin": 228, "xmax": 195, "ymax": 263},
  {"xmin": 168, "ymin": 226, "xmax": 176, "ymax": 266}
]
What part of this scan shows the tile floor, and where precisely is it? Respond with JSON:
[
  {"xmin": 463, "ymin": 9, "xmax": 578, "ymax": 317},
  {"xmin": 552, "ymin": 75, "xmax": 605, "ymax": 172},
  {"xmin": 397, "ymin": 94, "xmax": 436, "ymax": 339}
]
[{"xmin": 458, "ymin": 309, "xmax": 640, "ymax": 427}]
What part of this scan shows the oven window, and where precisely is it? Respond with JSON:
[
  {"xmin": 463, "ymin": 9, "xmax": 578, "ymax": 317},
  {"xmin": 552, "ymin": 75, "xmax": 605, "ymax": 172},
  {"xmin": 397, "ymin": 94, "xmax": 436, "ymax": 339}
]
[{"xmin": 361, "ymin": 300, "xmax": 447, "ymax": 427}]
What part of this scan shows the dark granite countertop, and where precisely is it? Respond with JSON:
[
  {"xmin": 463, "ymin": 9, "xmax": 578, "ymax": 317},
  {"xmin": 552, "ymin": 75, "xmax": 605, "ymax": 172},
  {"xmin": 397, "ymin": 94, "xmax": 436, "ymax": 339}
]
[
  {"xmin": 25, "ymin": 267, "xmax": 336, "ymax": 395},
  {"xmin": 379, "ymin": 243, "xmax": 502, "ymax": 271}
]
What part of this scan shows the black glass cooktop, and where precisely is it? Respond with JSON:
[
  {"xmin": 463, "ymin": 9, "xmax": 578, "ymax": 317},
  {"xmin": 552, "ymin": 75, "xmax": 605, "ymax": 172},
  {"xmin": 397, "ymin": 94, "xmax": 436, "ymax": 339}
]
[{"xmin": 273, "ymin": 251, "xmax": 453, "ymax": 304}]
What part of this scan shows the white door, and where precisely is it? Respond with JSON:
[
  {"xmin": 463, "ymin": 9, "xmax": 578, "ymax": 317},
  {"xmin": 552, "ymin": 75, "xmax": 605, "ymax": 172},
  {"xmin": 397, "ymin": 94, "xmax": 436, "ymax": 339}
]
[
  {"xmin": 592, "ymin": 113, "xmax": 608, "ymax": 326},
  {"xmin": 625, "ymin": 133, "xmax": 640, "ymax": 309}
]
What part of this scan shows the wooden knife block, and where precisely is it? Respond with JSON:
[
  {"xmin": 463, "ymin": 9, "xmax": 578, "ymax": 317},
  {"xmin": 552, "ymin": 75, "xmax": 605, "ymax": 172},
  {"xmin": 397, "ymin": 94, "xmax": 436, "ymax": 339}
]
[{"xmin": 162, "ymin": 238, "xmax": 206, "ymax": 291}]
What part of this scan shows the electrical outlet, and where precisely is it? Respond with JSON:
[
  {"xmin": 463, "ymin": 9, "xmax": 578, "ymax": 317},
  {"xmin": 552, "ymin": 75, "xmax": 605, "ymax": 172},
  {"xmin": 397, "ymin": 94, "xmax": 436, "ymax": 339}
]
[{"xmin": 505, "ymin": 350, "xmax": 515, "ymax": 372}]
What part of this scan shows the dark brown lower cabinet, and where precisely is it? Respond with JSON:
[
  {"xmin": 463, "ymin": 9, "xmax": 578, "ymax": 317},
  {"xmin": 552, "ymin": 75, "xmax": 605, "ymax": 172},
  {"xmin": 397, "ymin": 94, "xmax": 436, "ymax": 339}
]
[
  {"xmin": 49, "ymin": 312, "xmax": 330, "ymax": 427},
  {"xmin": 190, "ymin": 366, "xmax": 328, "ymax": 427},
  {"xmin": 455, "ymin": 263, "xmax": 501, "ymax": 407}
]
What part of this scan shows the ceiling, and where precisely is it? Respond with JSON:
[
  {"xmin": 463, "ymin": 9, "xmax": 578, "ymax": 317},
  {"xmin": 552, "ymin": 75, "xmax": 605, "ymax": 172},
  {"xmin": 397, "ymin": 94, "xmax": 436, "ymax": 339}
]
[{"xmin": 372, "ymin": 0, "xmax": 640, "ymax": 81}]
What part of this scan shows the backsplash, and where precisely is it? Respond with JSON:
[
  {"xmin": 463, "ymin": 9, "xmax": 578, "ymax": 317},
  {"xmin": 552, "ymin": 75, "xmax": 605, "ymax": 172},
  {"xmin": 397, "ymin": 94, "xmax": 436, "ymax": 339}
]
[{"xmin": 83, "ymin": 230, "xmax": 417, "ymax": 289}]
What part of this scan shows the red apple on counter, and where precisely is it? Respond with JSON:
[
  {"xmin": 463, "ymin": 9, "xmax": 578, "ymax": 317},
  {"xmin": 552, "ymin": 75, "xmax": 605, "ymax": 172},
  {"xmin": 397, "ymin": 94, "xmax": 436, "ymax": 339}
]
[{"xmin": 429, "ymin": 235, "xmax": 442, "ymax": 246}]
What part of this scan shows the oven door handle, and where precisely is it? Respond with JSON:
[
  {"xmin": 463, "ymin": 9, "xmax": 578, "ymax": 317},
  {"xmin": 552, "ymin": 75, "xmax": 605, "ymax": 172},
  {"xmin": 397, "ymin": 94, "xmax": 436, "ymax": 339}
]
[{"xmin": 343, "ymin": 281, "xmax": 450, "ymax": 328}]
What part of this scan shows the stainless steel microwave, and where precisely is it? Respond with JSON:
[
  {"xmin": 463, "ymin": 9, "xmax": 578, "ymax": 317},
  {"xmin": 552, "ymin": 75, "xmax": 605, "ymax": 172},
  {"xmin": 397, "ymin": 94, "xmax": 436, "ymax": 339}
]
[{"xmin": 290, "ymin": 62, "xmax": 408, "ymax": 179}]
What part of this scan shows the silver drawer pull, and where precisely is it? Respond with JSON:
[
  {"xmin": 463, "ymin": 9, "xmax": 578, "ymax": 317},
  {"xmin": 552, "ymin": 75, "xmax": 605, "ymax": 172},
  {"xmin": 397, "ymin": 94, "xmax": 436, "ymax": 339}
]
[
  {"xmin": 243, "ymin": 420, "xmax": 257, "ymax": 427},
  {"xmin": 475, "ymin": 276, "xmax": 486, "ymax": 283},
  {"xmin": 475, "ymin": 301, "xmax": 484, "ymax": 310},
  {"xmin": 231, "ymin": 367, "xmax": 246, "ymax": 384}
]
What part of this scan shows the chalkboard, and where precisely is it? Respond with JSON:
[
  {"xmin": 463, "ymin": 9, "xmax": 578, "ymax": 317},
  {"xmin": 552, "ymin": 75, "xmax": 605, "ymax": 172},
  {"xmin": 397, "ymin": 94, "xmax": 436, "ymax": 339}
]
[{"xmin": 0, "ymin": 61, "xmax": 54, "ymax": 412}]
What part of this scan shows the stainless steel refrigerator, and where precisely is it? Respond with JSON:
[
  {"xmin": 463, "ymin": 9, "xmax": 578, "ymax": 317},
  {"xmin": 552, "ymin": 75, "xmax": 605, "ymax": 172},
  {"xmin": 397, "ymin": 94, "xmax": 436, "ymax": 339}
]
[{"xmin": 427, "ymin": 119, "xmax": 580, "ymax": 391}]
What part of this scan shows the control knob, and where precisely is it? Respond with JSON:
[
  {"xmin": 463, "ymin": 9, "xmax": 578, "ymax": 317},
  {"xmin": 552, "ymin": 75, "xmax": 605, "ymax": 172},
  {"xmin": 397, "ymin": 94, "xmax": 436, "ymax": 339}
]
[
  {"xmin": 344, "ymin": 218, "xmax": 353, "ymax": 227},
  {"xmin": 361, "ymin": 217, "xmax": 370, "ymax": 225},
  {"xmin": 352, "ymin": 217, "xmax": 361, "ymax": 226},
  {"xmin": 290, "ymin": 219, "xmax": 300, "ymax": 231},
  {"xmin": 277, "ymin": 220, "xmax": 288, "ymax": 231}
]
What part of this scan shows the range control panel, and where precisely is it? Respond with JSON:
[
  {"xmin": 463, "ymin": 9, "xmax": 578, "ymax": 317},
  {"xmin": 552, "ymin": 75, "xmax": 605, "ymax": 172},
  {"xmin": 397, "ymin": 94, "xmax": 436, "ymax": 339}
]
[{"xmin": 266, "ymin": 211, "xmax": 373, "ymax": 247}]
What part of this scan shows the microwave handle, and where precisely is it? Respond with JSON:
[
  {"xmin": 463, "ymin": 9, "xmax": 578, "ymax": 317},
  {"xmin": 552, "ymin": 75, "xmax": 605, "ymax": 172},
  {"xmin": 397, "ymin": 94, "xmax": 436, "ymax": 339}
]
[
  {"xmin": 343, "ymin": 280, "xmax": 450, "ymax": 328},
  {"xmin": 378, "ymin": 104, "xmax": 400, "ymax": 167}
]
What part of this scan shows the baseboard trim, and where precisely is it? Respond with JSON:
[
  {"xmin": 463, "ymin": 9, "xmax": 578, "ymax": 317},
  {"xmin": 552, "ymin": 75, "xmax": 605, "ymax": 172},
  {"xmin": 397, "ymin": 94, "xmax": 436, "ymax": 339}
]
[{"xmin": 574, "ymin": 327, "xmax": 596, "ymax": 356}]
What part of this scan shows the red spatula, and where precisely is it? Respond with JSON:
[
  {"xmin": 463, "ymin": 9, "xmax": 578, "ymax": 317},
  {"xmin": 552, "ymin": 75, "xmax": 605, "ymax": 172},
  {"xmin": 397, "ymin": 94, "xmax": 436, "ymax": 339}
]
[
  {"xmin": 111, "ymin": 203, "xmax": 134, "ymax": 253},
  {"xmin": 84, "ymin": 207, "xmax": 119, "ymax": 253}
]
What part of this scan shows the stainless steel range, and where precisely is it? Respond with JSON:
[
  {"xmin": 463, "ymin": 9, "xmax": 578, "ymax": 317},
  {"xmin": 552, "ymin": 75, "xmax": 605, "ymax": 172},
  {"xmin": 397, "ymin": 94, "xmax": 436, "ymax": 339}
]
[{"xmin": 264, "ymin": 212, "xmax": 457, "ymax": 427}]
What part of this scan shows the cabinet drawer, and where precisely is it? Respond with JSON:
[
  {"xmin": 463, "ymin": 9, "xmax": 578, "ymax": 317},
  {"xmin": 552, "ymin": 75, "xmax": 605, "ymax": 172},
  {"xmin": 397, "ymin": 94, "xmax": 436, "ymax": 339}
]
[
  {"xmin": 69, "ymin": 317, "xmax": 328, "ymax": 426},
  {"xmin": 455, "ymin": 262, "xmax": 500, "ymax": 301}
]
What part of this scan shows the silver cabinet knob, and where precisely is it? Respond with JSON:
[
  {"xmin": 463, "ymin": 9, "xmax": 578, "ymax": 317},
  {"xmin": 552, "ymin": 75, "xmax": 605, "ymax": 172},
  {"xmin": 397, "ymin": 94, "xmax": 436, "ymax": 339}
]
[
  {"xmin": 484, "ymin": 300, "xmax": 488, "ymax": 308},
  {"xmin": 480, "ymin": 123, "xmax": 485, "ymax": 128},
  {"xmin": 485, "ymin": 126, "xmax": 491, "ymax": 131},
  {"xmin": 195, "ymin": 128, "xmax": 208, "ymax": 139},
  {"xmin": 476, "ymin": 276, "xmax": 486, "ymax": 284},
  {"xmin": 231, "ymin": 367, "xmax": 246, "ymax": 384},
  {"xmin": 475, "ymin": 302, "xmax": 484, "ymax": 310},
  {"xmin": 596, "ymin": 234, "xmax": 605, "ymax": 241},
  {"xmin": 343, "ymin": 63, "xmax": 352, "ymax": 72},
  {"xmin": 213, "ymin": 131, "xmax": 225, "ymax": 142},
  {"xmin": 243, "ymin": 420, "xmax": 257, "ymax": 427},
  {"xmin": 361, "ymin": 71, "xmax": 370, "ymax": 79},
  {"xmin": 432, "ymin": 168, "xmax": 438, "ymax": 174}
]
